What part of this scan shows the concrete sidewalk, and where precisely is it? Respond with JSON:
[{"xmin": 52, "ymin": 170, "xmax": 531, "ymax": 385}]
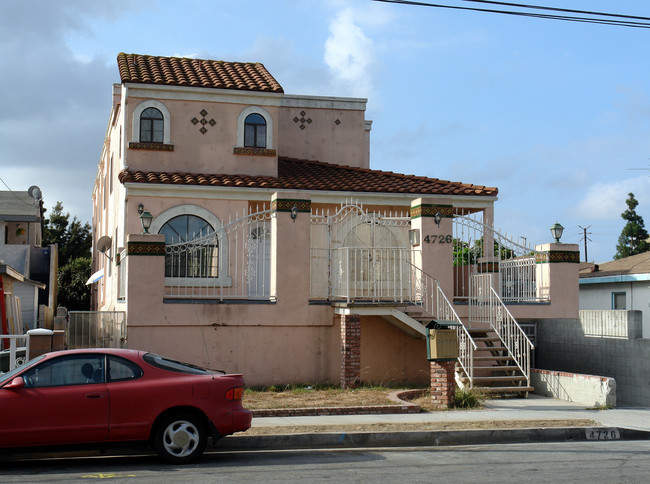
[{"xmin": 215, "ymin": 395, "xmax": 650, "ymax": 451}]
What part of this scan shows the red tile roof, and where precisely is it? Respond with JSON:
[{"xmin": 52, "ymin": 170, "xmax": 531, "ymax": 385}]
[
  {"xmin": 118, "ymin": 158, "xmax": 498, "ymax": 197},
  {"xmin": 117, "ymin": 53, "xmax": 284, "ymax": 93}
]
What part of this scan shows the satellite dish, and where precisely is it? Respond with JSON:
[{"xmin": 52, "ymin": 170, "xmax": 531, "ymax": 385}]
[
  {"xmin": 96, "ymin": 235, "xmax": 112, "ymax": 254},
  {"xmin": 27, "ymin": 185, "xmax": 42, "ymax": 205},
  {"xmin": 28, "ymin": 185, "xmax": 42, "ymax": 200}
]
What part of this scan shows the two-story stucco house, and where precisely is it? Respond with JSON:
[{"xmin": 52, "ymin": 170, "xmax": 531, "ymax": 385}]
[{"xmin": 92, "ymin": 53, "xmax": 580, "ymax": 390}]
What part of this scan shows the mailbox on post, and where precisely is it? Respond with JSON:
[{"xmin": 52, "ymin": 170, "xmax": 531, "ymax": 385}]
[{"xmin": 426, "ymin": 320, "xmax": 460, "ymax": 361}]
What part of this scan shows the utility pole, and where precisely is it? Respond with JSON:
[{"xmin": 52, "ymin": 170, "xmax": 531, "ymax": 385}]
[{"xmin": 579, "ymin": 225, "xmax": 592, "ymax": 262}]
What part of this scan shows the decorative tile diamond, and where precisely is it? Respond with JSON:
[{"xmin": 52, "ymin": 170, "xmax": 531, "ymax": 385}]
[
  {"xmin": 192, "ymin": 110, "xmax": 216, "ymax": 134},
  {"xmin": 293, "ymin": 111, "xmax": 312, "ymax": 130},
  {"xmin": 335, "ymin": 119, "xmax": 341, "ymax": 125}
]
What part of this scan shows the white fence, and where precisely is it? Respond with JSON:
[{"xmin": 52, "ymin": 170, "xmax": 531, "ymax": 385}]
[
  {"xmin": 580, "ymin": 310, "xmax": 642, "ymax": 339},
  {"xmin": 0, "ymin": 334, "xmax": 29, "ymax": 373},
  {"xmin": 67, "ymin": 311, "xmax": 126, "ymax": 349}
]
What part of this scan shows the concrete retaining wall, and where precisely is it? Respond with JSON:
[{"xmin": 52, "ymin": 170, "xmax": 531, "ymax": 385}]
[
  {"xmin": 535, "ymin": 311, "xmax": 650, "ymax": 406},
  {"xmin": 532, "ymin": 368, "xmax": 615, "ymax": 407}
]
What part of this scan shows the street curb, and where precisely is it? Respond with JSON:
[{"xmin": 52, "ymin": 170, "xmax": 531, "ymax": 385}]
[{"xmin": 214, "ymin": 426, "xmax": 650, "ymax": 451}]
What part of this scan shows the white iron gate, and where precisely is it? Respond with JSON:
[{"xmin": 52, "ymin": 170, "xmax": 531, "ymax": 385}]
[{"xmin": 310, "ymin": 202, "xmax": 411, "ymax": 301}]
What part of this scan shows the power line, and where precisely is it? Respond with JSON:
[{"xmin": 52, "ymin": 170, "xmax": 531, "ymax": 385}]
[{"xmin": 371, "ymin": 0, "xmax": 650, "ymax": 29}]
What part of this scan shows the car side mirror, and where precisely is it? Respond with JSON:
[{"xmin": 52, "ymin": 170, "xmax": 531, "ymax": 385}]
[{"xmin": 5, "ymin": 377, "xmax": 25, "ymax": 390}]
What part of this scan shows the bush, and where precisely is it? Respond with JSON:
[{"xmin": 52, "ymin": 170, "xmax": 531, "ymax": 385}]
[{"xmin": 452, "ymin": 387, "xmax": 484, "ymax": 409}]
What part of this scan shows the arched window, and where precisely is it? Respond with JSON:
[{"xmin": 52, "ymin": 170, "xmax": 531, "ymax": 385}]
[
  {"xmin": 140, "ymin": 107, "xmax": 164, "ymax": 143},
  {"xmin": 244, "ymin": 113, "xmax": 267, "ymax": 148},
  {"xmin": 160, "ymin": 214, "xmax": 216, "ymax": 278}
]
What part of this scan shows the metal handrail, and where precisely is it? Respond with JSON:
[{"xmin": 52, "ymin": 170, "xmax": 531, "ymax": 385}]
[{"xmin": 488, "ymin": 287, "xmax": 534, "ymax": 385}]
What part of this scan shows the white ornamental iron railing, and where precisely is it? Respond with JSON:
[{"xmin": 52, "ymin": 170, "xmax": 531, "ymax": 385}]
[
  {"xmin": 0, "ymin": 334, "xmax": 29, "ymax": 372},
  {"xmin": 328, "ymin": 247, "xmax": 412, "ymax": 302},
  {"xmin": 164, "ymin": 207, "xmax": 274, "ymax": 300},
  {"xmin": 453, "ymin": 212, "xmax": 548, "ymax": 302},
  {"xmin": 310, "ymin": 201, "xmax": 412, "ymax": 300},
  {"xmin": 67, "ymin": 311, "xmax": 127, "ymax": 349}
]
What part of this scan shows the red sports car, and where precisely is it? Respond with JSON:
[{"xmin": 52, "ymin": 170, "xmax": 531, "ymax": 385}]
[{"xmin": 0, "ymin": 348, "xmax": 252, "ymax": 463}]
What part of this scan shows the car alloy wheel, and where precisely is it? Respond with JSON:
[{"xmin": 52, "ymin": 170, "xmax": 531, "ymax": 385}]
[{"xmin": 154, "ymin": 413, "xmax": 207, "ymax": 464}]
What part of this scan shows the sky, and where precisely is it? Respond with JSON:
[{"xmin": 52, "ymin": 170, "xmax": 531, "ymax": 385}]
[{"xmin": 1, "ymin": 0, "xmax": 649, "ymax": 263}]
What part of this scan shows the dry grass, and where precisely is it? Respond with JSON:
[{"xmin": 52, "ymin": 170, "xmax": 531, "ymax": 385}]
[{"xmin": 243, "ymin": 386, "xmax": 404, "ymax": 410}]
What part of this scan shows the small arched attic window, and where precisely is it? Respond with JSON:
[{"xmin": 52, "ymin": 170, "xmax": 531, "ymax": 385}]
[{"xmin": 244, "ymin": 113, "xmax": 267, "ymax": 148}]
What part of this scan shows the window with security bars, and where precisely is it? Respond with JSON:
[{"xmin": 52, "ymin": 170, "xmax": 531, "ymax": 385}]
[{"xmin": 160, "ymin": 215, "xmax": 217, "ymax": 278}]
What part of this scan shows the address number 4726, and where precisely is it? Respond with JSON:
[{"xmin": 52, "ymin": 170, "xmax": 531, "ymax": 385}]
[{"xmin": 424, "ymin": 235, "xmax": 453, "ymax": 244}]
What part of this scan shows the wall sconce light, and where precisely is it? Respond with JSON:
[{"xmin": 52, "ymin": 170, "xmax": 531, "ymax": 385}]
[
  {"xmin": 434, "ymin": 211, "xmax": 442, "ymax": 226},
  {"xmin": 290, "ymin": 204, "xmax": 298, "ymax": 223},
  {"xmin": 138, "ymin": 203, "xmax": 144, "ymax": 215},
  {"xmin": 140, "ymin": 209, "xmax": 153, "ymax": 234},
  {"xmin": 550, "ymin": 222, "xmax": 564, "ymax": 243}
]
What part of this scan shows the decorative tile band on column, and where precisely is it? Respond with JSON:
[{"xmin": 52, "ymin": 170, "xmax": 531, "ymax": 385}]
[
  {"xmin": 542, "ymin": 251, "xmax": 580, "ymax": 263},
  {"xmin": 272, "ymin": 199, "xmax": 311, "ymax": 213},
  {"xmin": 126, "ymin": 241, "xmax": 166, "ymax": 256},
  {"xmin": 340, "ymin": 314, "xmax": 361, "ymax": 389},
  {"xmin": 410, "ymin": 204, "xmax": 453, "ymax": 219},
  {"xmin": 430, "ymin": 360, "xmax": 456, "ymax": 408}
]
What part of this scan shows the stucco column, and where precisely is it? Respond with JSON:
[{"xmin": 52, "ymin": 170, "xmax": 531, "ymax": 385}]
[
  {"xmin": 430, "ymin": 360, "xmax": 456, "ymax": 408},
  {"xmin": 270, "ymin": 193, "xmax": 311, "ymax": 305},
  {"xmin": 536, "ymin": 242, "xmax": 580, "ymax": 318},
  {"xmin": 340, "ymin": 313, "xmax": 361, "ymax": 388},
  {"xmin": 124, "ymin": 234, "xmax": 166, "ymax": 325},
  {"xmin": 410, "ymin": 198, "xmax": 454, "ymax": 298}
]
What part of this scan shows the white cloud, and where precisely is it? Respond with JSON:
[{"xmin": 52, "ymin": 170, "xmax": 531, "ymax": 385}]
[
  {"xmin": 574, "ymin": 177, "xmax": 650, "ymax": 220},
  {"xmin": 324, "ymin": 8, "xmax": 376, "ymax": 97}
]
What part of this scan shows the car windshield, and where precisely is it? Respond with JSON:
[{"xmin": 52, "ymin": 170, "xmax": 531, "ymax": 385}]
[
  {"xmin": 143, "ymin": 353, "xmax": 213, "ymax": 375},
  {"xmin": 0, "ymin": 355, "xmax": 46, "ymax": 384}
]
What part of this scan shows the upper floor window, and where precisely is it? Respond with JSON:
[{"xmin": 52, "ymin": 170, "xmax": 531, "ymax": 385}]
[
  {"xmin": 140, "ymin": 107, "xmax": 164, "ymax": 143},
  {"xmin": 131, "ymin": 100, "xmax": 172, "ymax": 149},
  {"xmin": 244, "ymin": 113, "xmax": 267, "ymax": 148},
  {"xmin": 235, "ymin": 106, "xmax": 273, "ymax": 153}
]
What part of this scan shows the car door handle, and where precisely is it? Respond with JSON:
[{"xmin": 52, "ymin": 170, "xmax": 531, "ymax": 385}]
[{"xmin": 86, "ymin": 393, "xmax": 104, "ymax": 399}]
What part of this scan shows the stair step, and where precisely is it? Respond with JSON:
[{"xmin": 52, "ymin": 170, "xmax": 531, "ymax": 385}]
[
  {"xmin": 475, "ymin": 386, "xmax": 534, "ymax": 394},
  {"xmin": 474, "ymin": 356, "xmax": 514, "ymax": 361},
  {"xmin": 472, "ymin": 375, "xmax": 527, "ymax": 383}
]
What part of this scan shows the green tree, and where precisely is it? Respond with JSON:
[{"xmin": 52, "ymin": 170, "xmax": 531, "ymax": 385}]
[
  {"xmin": 57, "ymin": 257, "xmax": 92, "ymax": 310},
  {"xmin": 42, "ymin": 201, "xmax": 93, "ymax": 310},
  {"xmin": 614, "ymin": 193, "xmax": 650, "ymax": 259},
  {"xmin": 43, "ymin": 201, "xmax": 92, "ymax": 267}
]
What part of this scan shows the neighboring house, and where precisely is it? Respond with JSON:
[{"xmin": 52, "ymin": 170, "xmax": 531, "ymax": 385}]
[
  {"xmin": 579, "ymin": 252, "xmax": 650, "ymax": 337},
  {"xmin": 92, "ymin": 53, "xmax": 579, "ymax": 389},
  {"xmin": 0, "ymin": 189, "xmax": 51, "ymax": 332}
]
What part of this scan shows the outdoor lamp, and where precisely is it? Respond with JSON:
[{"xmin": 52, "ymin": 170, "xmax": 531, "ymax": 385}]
[
  {"xmin": 550, "ymin": 222, "xmax": 564, "ymax": 243},
  {"xmin": 291, "ymin": 204, "xmax": 298, "ymax": 222},
  {"xmin": 137, "ymin": 203, "xmax": 144, "ymax": 215},
  {"xmin": 434, "ymin": 211, "xmax": 442, "ymax": 226},
  {"xmin": 140, "ymin": 210, "xmax": 153, "ymax": 234}
]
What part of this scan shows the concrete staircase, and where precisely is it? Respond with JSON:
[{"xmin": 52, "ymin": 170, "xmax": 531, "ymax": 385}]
[
  {"xmin": 398, "ymin": 306, "xmax": 532, "ymax": 397},
  {"xmin": 458, "ymin": 327, "xmax": 533, "ymax": 396}
]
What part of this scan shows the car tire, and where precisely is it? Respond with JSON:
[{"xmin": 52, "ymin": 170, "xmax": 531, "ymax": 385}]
[{"xmin": 153, "ymin": 413, "xmax": 207, "ymax": 464}]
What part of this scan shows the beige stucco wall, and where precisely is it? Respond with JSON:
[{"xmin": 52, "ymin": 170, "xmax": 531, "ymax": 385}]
[
  {"xmin": 360, "ymin": 316, "xmax": 429, "ymax": 385},
  {"xmin": 277, "ymin": 97, "xmax": 368, "ymax": 168}
]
